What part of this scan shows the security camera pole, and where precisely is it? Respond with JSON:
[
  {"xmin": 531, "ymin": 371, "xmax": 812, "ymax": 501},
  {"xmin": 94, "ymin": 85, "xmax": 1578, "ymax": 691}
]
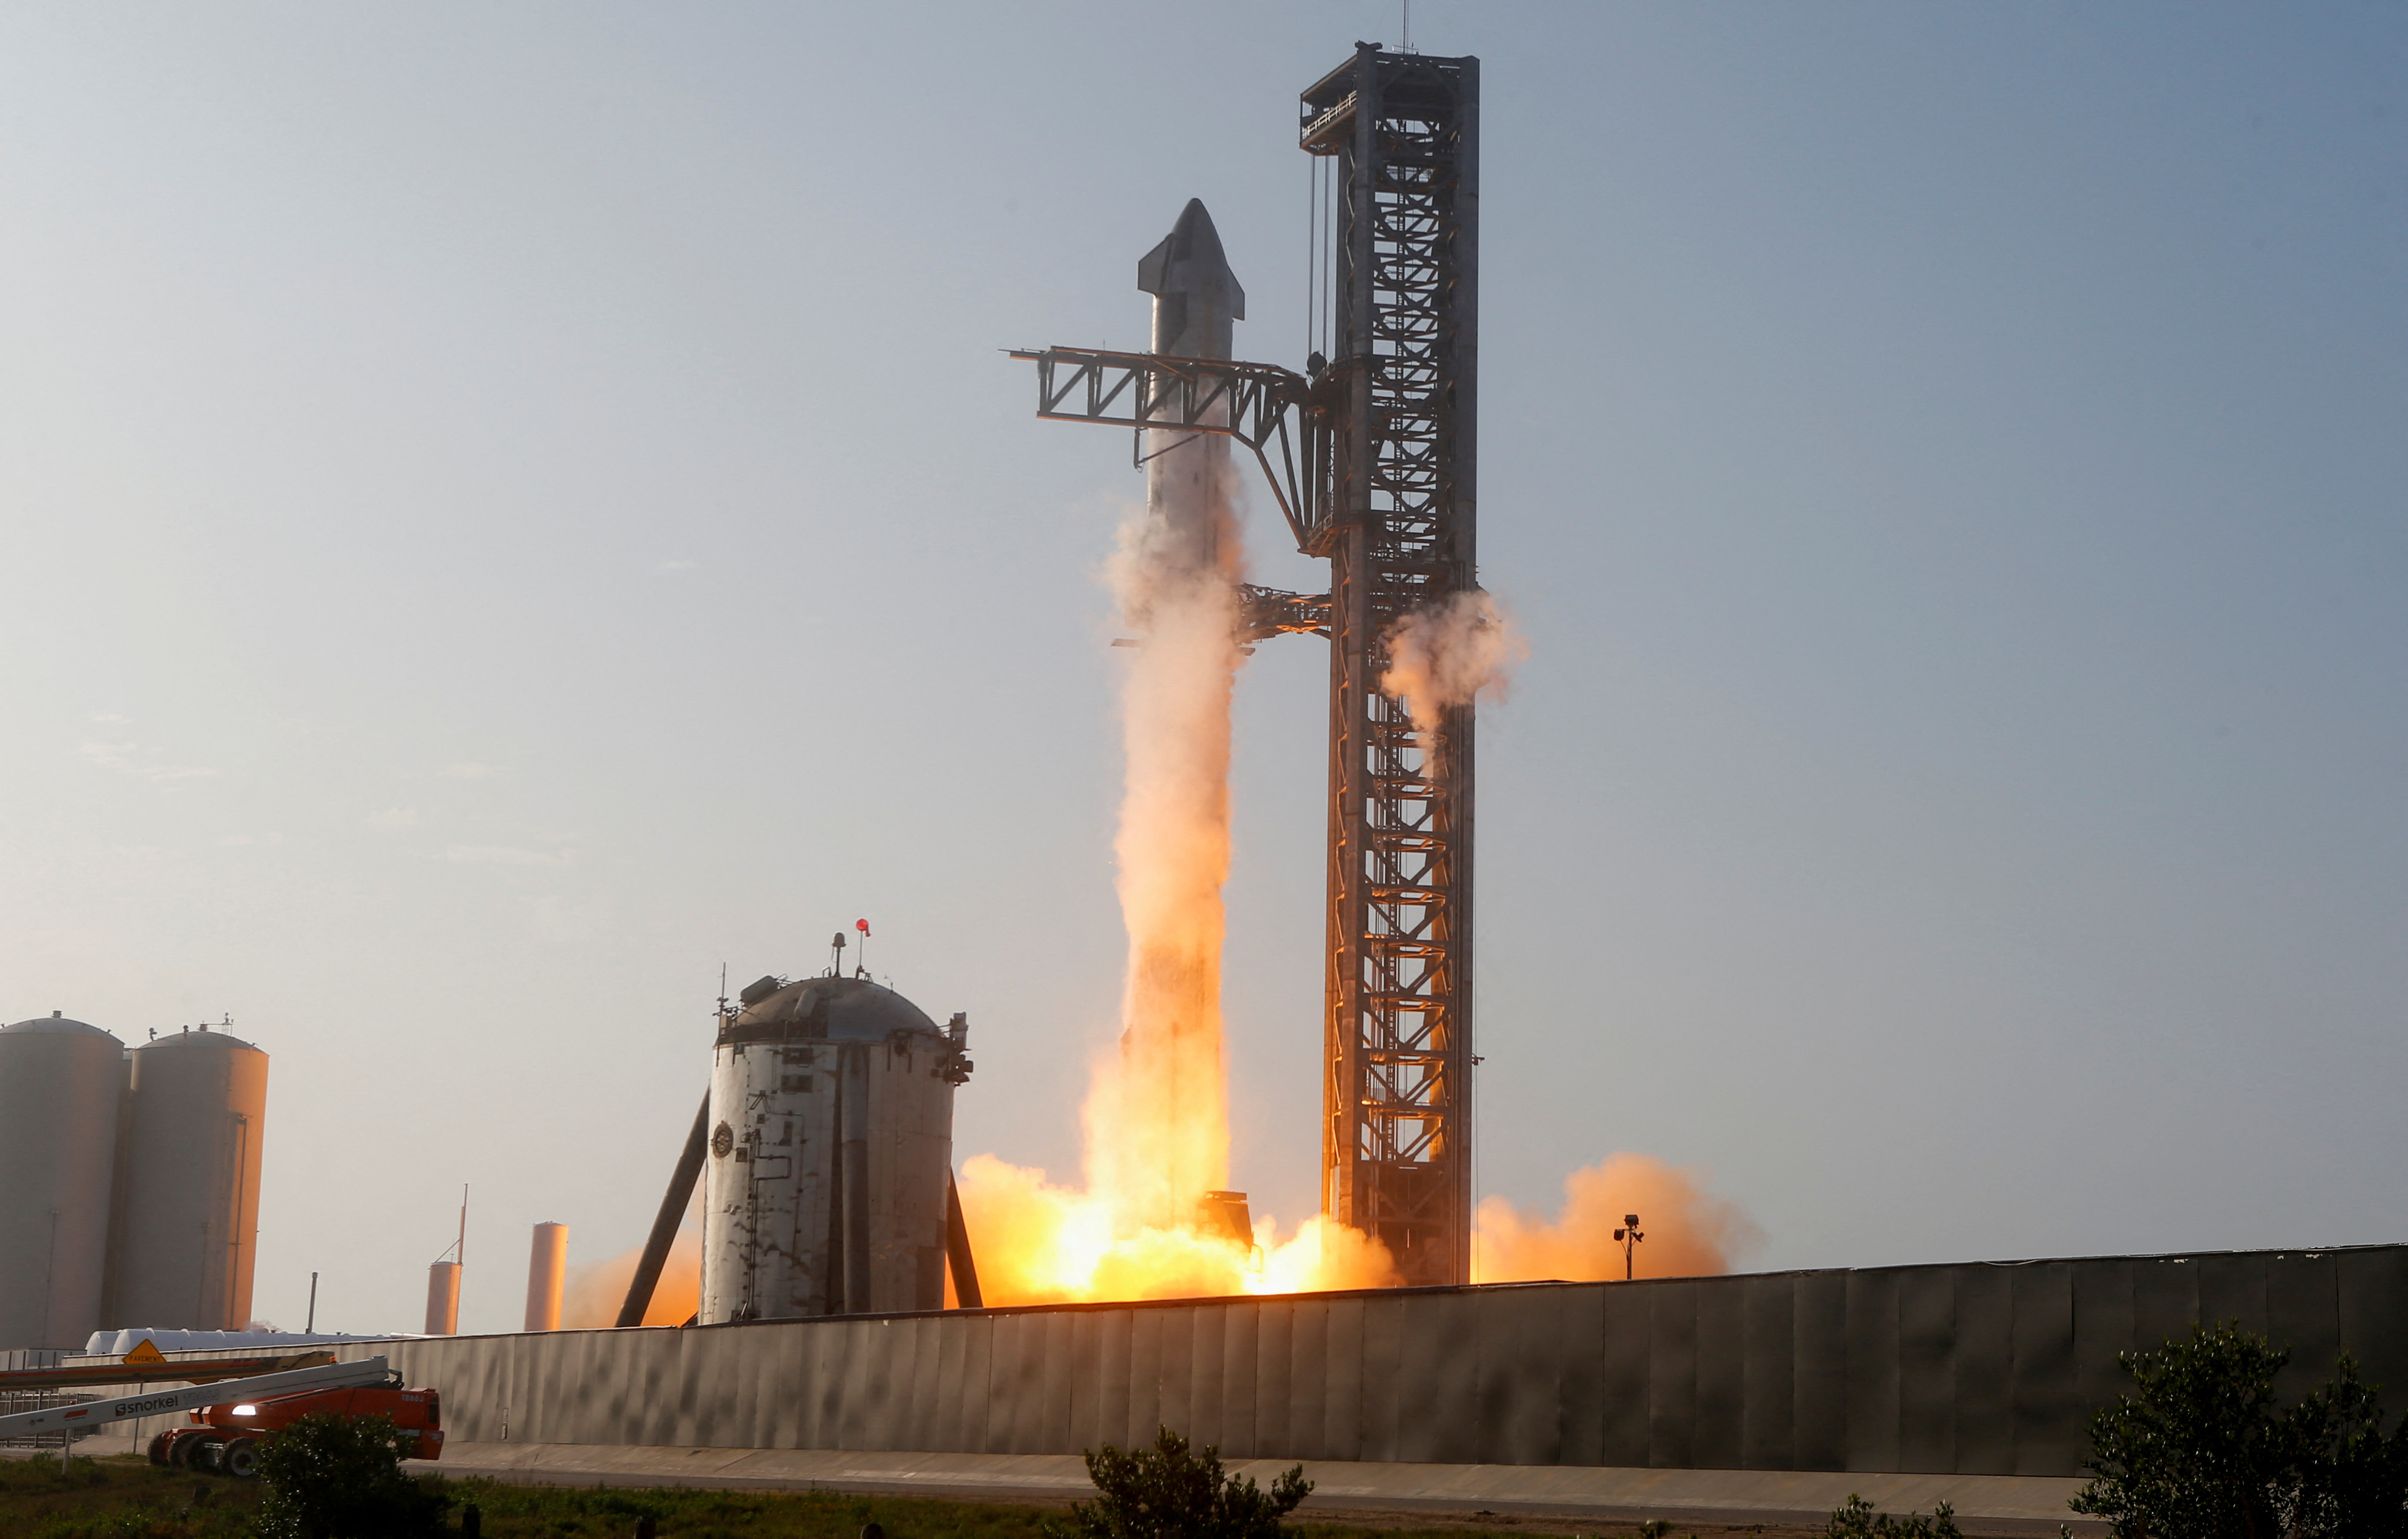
[{"xmin": 1612, "ymin": 1214, "xmax": 1644, "ymax": 1281}]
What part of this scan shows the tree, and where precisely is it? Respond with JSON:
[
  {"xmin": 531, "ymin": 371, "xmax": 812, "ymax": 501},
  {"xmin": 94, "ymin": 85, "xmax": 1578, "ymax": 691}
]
[
  {"xmin": 2070, "ymin": 1322, "xmax": 2408, "ymax": 1539},
  {"xmin": 2288, "ymin": 1357, "xmax": 2408, "ymax": 1538},
  {"xmin": 254, "ymin": 1411, "xmax": 453, "ymax": 1539},
  {"xmin": 1048, "ymin": 1426, "xmax": 1312, "ymax": 1539}
]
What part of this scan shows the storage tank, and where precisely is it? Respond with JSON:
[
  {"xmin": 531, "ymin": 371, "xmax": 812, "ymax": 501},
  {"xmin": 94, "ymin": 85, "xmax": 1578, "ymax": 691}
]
[
  {"xmin": 523, "ymin": 1222, "xmax": 567, "ymax": 1332},
  {"xmin": 103, "ymin": 1025, "xmax": 269, "ymax": 1331},
  {"xmin": 425, "ymin": 1261, "xmax": 460, "ymax": 1335},
  {"xmin": 700, "ymin": 973, "xmax": 971, "ymax": 1322},
  {"xmin": 0, "ymin": 1014, "xmax": 126, "ymax": 1348}
]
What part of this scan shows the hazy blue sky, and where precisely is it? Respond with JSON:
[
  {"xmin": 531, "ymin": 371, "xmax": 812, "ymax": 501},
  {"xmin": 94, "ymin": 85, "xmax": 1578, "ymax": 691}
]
[{"xmin": 2, "ymin": 3, "xmax": 2400, "ymax": 1338}]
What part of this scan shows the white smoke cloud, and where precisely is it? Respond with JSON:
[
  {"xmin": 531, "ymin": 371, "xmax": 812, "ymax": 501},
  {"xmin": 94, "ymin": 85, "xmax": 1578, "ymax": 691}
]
[{"xmin": 1379, "ymin": 588, "xmax": 1529, "ymax": 734}]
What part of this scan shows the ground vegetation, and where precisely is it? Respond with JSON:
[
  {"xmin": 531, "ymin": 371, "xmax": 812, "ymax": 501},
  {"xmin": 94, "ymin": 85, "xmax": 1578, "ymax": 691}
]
[
  {"xmin": 253, "ymin": 1411, "xmax": 452, "ymax": 1539},
  {"xmin": 0, "ymin": 1456, "xmax": 1820, "ymax": 1539},
  {"xmin": 1049, "ymin": 1427, "xmax": 1312, "ymax": 1539},
  {"xmin": 1822, "ymin": 1494, "xmax": 1960, "ymax": 1538}
]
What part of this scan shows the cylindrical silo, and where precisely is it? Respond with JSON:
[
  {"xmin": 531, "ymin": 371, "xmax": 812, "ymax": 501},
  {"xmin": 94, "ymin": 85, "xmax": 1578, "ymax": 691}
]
[
  {"xmin": 425, "ymin": 1261, "xmax": 460, "ymax": 1335},
  {"xmin": 523, "ymin": 1223, "xmax": 567, "ymax": 1332},
  {"xmin": 0, "ymin": 1014, "xmax": 126, "ymax": 1348},
  {"xmin": 699, "ymin": 973, "xmax": 971, "ymax": 1323},
  {"xmin": 102, "ymin": 1025, "xmax": 269, "ymax": 1332}
]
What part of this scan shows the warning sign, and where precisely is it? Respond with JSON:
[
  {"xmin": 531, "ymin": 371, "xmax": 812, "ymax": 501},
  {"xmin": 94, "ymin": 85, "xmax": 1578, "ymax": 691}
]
[{"xmin": 121, "ymin": 1339, "xmax": 165, "ymax": 1366}]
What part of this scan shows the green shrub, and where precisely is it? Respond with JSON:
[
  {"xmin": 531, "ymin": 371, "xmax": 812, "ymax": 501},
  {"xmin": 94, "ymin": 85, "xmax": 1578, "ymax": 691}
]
[
  {"xmin": 2071, "ymin": 1321, "xmax": 2408, "ymax": 1539},
  {"xmin": 1049, "ymin": 1425, "xmax": 1312, "ymax": 1539},
  {"xmin": 2285, "ymin": 1355, "xmax": 2408, "ymax": 1537},
  {"xmin": 1824, "ymin": 1492, "xmax": 1961, "ymax": 1538},
  {"xmin": 253, "ymin": 1411, "xmax": 452, "ymax": 1539}
]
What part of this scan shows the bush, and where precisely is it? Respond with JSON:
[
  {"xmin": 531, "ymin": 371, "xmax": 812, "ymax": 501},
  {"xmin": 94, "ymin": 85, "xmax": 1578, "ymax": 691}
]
[
  {"xmin": 1048, "ymin": 1425, "xmax": 1311, "ymax": 1539},
  {"xmin": 1825, "ymin": 1493, "xmax": 1961, "ymax": 1539},
  {"xmin": 253, "ymin": 1411, "xmax": 452, "ymax": 1539},
  {"xmin": 2071, "ymin": 1321, "xmax": 2408, "ymax": 1539},
  {"xmin": 2287, "ymin": 1356, "xmax": 2408, "ymax": 1537}
]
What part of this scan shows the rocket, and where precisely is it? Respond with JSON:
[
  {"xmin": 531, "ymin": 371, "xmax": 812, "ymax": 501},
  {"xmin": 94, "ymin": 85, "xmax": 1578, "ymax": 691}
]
[{"xmin": 1136, "ymin": 199, "xmax": 1246, "ymax": 582}]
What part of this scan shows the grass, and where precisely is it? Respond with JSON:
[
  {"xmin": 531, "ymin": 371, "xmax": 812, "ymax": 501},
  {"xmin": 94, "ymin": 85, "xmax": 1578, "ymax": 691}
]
[
  {"xmin": 0, "ymin": 1454, "xmax": 1813, "ymax": 1539},
  {"xmin": 0, "ymin": 1453, "xmax": 261, "ymax": 1538}
]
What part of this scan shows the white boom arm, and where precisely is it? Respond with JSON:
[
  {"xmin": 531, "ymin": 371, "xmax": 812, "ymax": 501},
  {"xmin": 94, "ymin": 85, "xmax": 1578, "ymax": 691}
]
[{"xmin": 0, "ymin": 1355, "xmax": 393, "ymax": 1441}]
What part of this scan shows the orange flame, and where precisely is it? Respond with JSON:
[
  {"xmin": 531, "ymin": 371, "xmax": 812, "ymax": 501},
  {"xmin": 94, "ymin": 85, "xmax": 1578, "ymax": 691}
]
[{"xmin": 956, "ymin": 1152, "xmax": 1398, "ymax": 1304}]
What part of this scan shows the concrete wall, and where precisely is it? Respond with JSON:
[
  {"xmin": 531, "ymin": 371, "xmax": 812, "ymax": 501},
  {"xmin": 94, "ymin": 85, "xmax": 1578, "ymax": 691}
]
[{"xmin": 331, "ymin": 1245, "xmax": 2408, "ymax": 1479}]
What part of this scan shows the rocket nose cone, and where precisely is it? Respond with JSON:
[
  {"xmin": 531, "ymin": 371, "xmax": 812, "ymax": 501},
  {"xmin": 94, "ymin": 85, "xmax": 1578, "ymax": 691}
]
[
  {"xmin": 1138, "ymin": 198, "xmax": 1245, "ymax": 320},
  {"xmin": 1169, "ymin": 198, "xmax": 1224, "ymax": 267}
]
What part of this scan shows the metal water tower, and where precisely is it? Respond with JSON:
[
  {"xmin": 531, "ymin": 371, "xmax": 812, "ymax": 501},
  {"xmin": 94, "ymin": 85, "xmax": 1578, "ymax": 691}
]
[{"xmin": 698, "ymin": 973, "xmax": 972, "ymax": 1322}]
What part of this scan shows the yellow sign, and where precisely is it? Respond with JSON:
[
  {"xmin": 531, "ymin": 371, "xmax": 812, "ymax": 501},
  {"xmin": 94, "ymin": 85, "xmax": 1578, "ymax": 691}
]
[{"xmin": 122, "ymin": 1339, "xmax": 165, "ymax": 1366}]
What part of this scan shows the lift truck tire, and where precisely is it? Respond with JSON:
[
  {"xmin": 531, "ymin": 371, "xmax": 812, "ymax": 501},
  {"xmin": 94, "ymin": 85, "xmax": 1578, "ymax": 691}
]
[{"xmin": 221, "ymin": 1437, "xmax": 262, "ymax": 1478}]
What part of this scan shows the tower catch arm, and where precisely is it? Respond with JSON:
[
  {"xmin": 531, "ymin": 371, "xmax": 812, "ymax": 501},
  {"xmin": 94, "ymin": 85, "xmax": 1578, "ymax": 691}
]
[{"xmin": 1009, "ymin": 347, "xmax": 1332, "ymax": 553}]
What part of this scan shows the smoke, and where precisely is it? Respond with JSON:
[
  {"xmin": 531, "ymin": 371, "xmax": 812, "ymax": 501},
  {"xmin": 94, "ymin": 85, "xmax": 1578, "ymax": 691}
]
[
  {"xmin": 1256, "ymin": 1213, "xmax": 1402, "ymax": 1295},
  {"xmin": 559, "ymin": 1229, "xmax": 701, "ymax": 1328},
  {"xmin": 1379, "ymin": 589, "xmax": 1528, "ymax": 736},
  {"xmin": 1472, "ymin": 1153, "xmax": 1761, "ymax": 1283},
  {"xmin": 1088, "ymin": 500, "xmax": 1244, "ymax": 1230}
]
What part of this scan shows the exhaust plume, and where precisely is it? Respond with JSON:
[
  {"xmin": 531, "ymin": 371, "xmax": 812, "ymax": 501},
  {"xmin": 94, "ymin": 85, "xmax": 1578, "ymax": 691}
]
[
  {"xmin": 1473, "ymin": 1153, "xmax": 1761, "ymax": 1282},
  {"xmin": 1380, "ymin": 588, "xmax": 1528, "ymax": 736},
  {"xmin": 953, "ymin": 200, "xmax": 1398, "ymax": 1301}
]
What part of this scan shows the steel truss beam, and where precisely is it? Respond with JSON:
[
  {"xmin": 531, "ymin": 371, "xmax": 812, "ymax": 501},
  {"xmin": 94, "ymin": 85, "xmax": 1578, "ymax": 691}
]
[
  {"xmin": 1006, "ymin": 348, "xmax": 1332, "ymax": 552},
  {"xmin": 1239, "ymin": 585, "xmax": 1331, "ymax": 643}
]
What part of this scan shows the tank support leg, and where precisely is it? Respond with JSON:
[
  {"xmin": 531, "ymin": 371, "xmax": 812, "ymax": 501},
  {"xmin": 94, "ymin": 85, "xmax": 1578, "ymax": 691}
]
[
  {"xmin": 616, "ymin": 1092, "xmax": 710, "ymax": 1328},
  {"xmin": 945, "ymin": 1170, "xmax": 983, "ymax": 1308}
]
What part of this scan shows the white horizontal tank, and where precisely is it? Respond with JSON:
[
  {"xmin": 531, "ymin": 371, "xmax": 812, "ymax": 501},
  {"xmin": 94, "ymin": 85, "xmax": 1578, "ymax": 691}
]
[
  {"xmin": 700, "ymin": 973, "xmax": 971, "ymax": 1323},
  {"xmin": 0, "ymin": 1014, "xmax": 126, "ymax": 1349}
]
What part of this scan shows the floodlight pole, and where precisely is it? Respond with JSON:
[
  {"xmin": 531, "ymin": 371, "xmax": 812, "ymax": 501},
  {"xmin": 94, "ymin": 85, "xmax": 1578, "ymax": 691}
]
[{"xmin": 1612, "ymin": 1213, "xmax": 1643, "ymax": 1281}]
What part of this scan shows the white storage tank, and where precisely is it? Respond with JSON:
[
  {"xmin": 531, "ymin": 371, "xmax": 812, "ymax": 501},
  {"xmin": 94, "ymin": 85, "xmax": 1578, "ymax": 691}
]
[
  {"xmin": 700, "ymin": 973, "xmax": 971, "ymax": 1322},
  {"xmin": 103, "ymin": 1024, "xmax": 270, "ymax": 1331},
  {"xmin": 0, "ymin": 1014, "xmax": 126, "ymax": 1348}
]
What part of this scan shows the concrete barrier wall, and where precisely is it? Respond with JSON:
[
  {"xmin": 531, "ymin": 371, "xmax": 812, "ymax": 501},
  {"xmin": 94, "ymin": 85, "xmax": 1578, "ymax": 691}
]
[{"xmin": 334, "ymin": 1245, "xmax": 2408, "ymax": 1479}]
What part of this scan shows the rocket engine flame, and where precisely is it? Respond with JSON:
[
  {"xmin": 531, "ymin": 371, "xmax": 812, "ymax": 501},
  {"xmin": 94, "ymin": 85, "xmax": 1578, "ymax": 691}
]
[{"xmin": 956, "ymin": 1153, "xmax": 1399, "ymax": 1305}]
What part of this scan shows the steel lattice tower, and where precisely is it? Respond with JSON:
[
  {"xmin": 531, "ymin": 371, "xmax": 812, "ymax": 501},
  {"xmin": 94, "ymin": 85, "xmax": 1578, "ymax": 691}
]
[
  {"xmin": 1014, "ymin": 43, "xmax": 1481, "ymax": 1288},
  {"xmin": 1303, "ymin": 45, "xmax": 1480, "ymax": 1286}
]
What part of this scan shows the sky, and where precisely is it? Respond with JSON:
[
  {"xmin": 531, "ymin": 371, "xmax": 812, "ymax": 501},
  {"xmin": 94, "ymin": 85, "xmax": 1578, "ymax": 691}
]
[{"xmin": 0, "ymin": 2, "xmax": 2400, "ymax": 1339}]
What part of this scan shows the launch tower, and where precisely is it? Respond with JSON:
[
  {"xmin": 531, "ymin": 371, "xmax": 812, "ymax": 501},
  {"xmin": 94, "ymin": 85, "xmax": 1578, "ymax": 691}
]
[
  {"xmin": 1300, "ymin": 45, "xmax": 1480, "ymax": 1288},
  {"xmin": 1016, "ymin": 43, "xmax": 1481, "ymax": 1285}
]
